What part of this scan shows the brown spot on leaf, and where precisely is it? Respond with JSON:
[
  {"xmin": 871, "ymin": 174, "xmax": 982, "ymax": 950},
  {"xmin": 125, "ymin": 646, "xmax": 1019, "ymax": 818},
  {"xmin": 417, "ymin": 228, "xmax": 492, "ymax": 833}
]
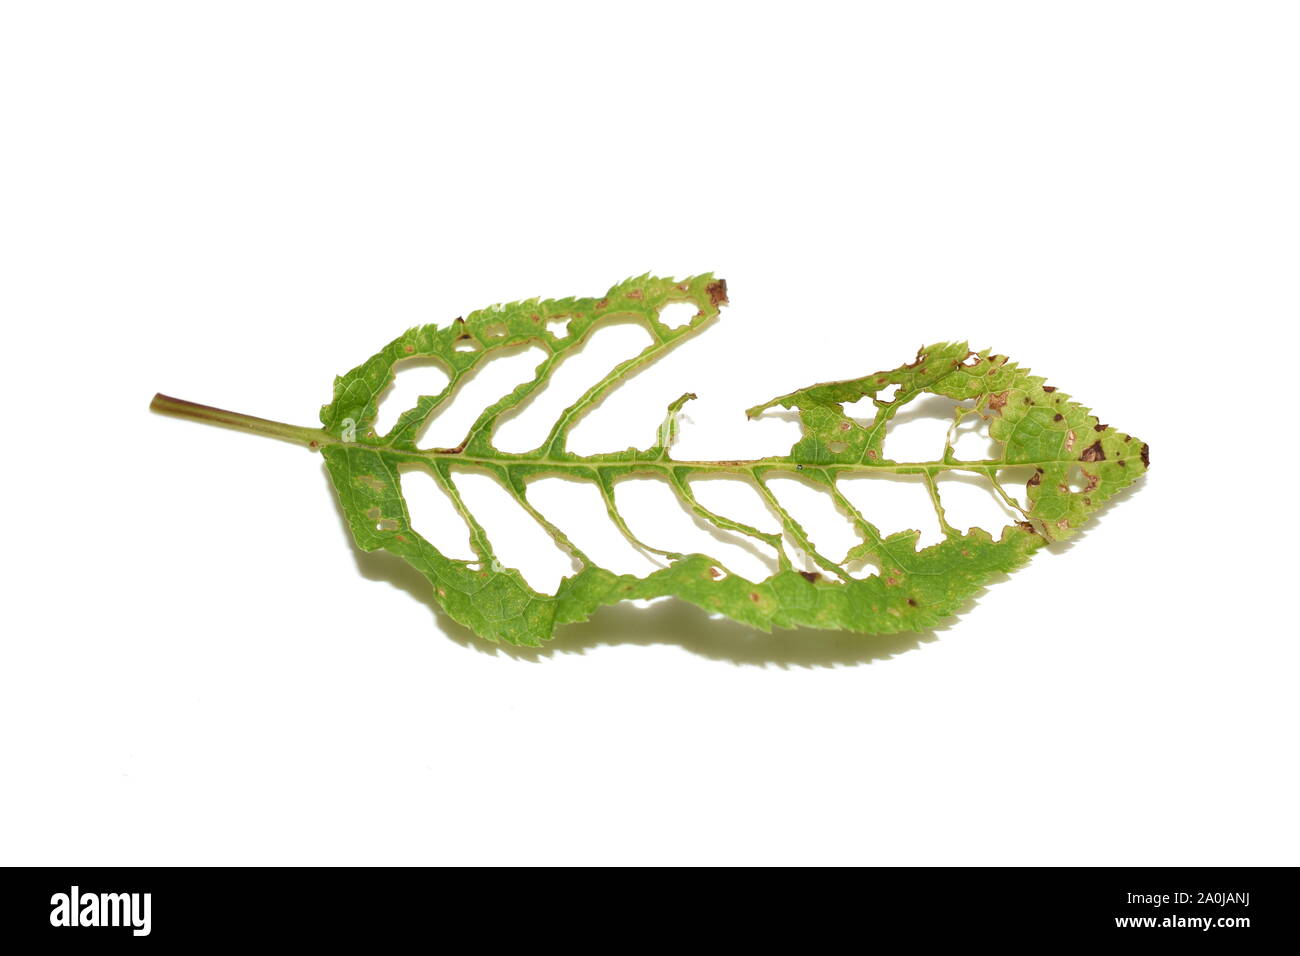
[
  {"xmin": 403, "ymin": 344, "xmax": 415, "ymax": 354},
  {"xmin": 799, "ymin": 570, "xmax": 820, "ymax": 583},
  {"xmin": 1094, "ymin": 422, "xmax": 1108, "ymax": 432},
  {"xmin": 907, "ymin": 598, "xmax": 918, "ymax": 607},
  {"xmin": 1027, "ymin": 471, "xmax": 1041, "ymax": 487},
  {"xmin": 1080, "ymin": 440, "xmax": 1106, "ymax": 462},
  {"xmin": 1140, "ymin": 443, "xmax": 1150, "ymax": 467},
  {"xmin": 749, "ymin": 591, "xmax": 760, "ymax": 602},
  {"xmin": 987, "ymin": 391, "xmax": 1009, "ymax": 413},
  {"xmin": 706, "ymin": 279, "xmax": 728, "ymax": 307},
  {"xmin": 1042, "ymin": 385, "xmax": 1057, "ymax": 393},
  {"xmin": 1053, "ymin": 413, "xmax": 1063, "ymax": 422},
  {"xmin": 707, "ymin": 567, "xmax": 723, "ymax": 580},
  {"xmin": 1065, "ymin": 429, "xmax": 1077, "ymax": 452},
  {"xmin": 595, "ymin": 298, "xmax": 609, "ymax": 309},
  {"xmin": 626, "ymin": 289, "xmax": 643, "ymax": 300},
  {"xmin": 1016, "ymin": 521, "xmax": 1040, "ymax": 536}
]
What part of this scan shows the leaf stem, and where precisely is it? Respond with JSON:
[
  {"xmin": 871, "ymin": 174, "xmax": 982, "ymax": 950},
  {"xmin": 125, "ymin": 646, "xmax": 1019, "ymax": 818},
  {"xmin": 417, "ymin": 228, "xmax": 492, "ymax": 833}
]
[{"xmin": 149, "ymin": 393, "xmax": 329, "ymax": 449}]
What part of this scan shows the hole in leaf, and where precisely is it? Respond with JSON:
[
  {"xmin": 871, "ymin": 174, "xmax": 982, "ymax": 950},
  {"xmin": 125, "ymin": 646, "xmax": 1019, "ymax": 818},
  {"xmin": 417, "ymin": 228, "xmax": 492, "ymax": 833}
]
[
  {"xmin": 545, "ymin": 317, "xmax": 571, "ymax": 338},
  {"xmin": 449, "ymin": 468, "xmax": 576, "ymax": 595},
  {"xmin": 883, "ymin": 395, "xmax": 963, "ymax": 462},
  {"xmin": 996, "ymin": 466, "xmax": 1037, "ymax": 508},
  {"xmin": 877, "ymin": 383, "xmax": 902, "ymax": 403},
  {"xmin": 934, "ymin": 473, "xmax": 1019, "ymax": 534},
  {"xmin": 494, "ymin": 321, "xmax": 655, "ymax": 454},
  {"xmin": 841, "ymin": 396, "xmax": 881, "ymax": 429},
  {"xmin": 453, "ymin": 337, "xmax": 478, "ymax": 352},
  {"xmin": 765, "ymin": 475, "xmax": 861, "ymax": 564},
  {"xmin": 417, "ymin": 344, "xmax": 547, "ymax": 449},
  {"xmin": 373, "ymin": 357, "xmax": 452, "ymax": 437},
  {"xmin": 397, "ymin": 465, "xmax": 475, "ymax": 560},
  {"xmin": 1066, "ymin": 465, "xmax": 1089, "ymax": 493},
  {"xmin": 845, "ymin": 551, "xmax": 882, "ymax": 580},
  {"xmin": 614, "ymin": 476, "xmax": 779, "ymax": 582},
  {"xmin": 836, "ymin": 474, "xmax": 946, "ymax": 549},
  {"xmin": 483, "ymin": 323, "xmax": 508, "ymax": 339},
  {"xmin": 525, "ymin": 476, "xmax": 661, "ymax": 578},
  {"xmin": 949, "ymin": 410, "xmax": 999, "ymax": 460},
  {"xmin": 658, "ymin": 302, "xmax": 697, "ymax": 329},
  {"xmin": 687, "ymin": 477, "xmax": 782, "ymax": 537}
]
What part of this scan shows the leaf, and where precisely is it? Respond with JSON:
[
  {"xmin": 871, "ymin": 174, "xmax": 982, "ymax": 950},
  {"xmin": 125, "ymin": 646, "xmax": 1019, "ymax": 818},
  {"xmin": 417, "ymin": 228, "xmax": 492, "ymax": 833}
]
[{"xmin": 151, "ymin": 274, "xmax": 1149, "ymax": 646}]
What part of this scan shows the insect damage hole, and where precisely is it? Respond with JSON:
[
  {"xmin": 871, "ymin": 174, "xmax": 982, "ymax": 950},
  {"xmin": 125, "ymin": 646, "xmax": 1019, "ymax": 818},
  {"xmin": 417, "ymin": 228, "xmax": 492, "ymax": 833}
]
[
  {"xmin": 934, "ymin": 474, "xmax": 1019, "ymax": 535},
  {"xmin": 449, "ymin": 468, "xmax": 577, "ymax": 594},
  {"xmin": 995, "ymin": 466, "xmax": 1038, "ymax": 508},
  {"xmin": 657, "ymin": 302, "xmax": 697, "ymax": 329},
  {"xmin": 396, "ymin": 465, "xmax": 475, "ymax": 560},
  {"xmin": 545, "ymin": 317, "xmax": 571, "ymax": 338},
  {"xmin": 876, "ymin": 383, "xmax": 903, "ymax": 404},
  {"xmin": 525, "ymin": 476, "xmax": 662, "ymax": 578},
  {"xmin": 493, "ymin": 321, "xmax": 655, "ymax": 454},
  {"xmin": 416, "ymin": 344, "xmax": 547, "ymax": 449},
  {"xmin": 765, "ymin": 475, "xmax": 861, "ymax": 565},
  {"xmin": 844, "ymin": 550, "xmax": 883, "ymax": 580},
  {"xmin": 688, "ymin": 478, "xmax": 781, "ymax": 521},
  {"xmin": 836, "ymin": 474, "xmax": 946, "ymax": 549},
  {"xmin": 373, "ymin": 358, "xmax": 452, "ymax": 437},
  {"xmin": 687, "ymin": 476, "xmax": 784, "ymax": 554},
  {"xmin": 614, "ymin": 476, "xmax": 779, "ymax": 582},
  {"xmin": 1066, "ymin": 465, "xmax": 1091, "ymax": 493},
  {"xmin": 949, "ymin": 410, "xmax": 1000, "ymax": 460},
  {"xmin": 883, "ymin": 395, "xmax": 965, "ymax": 462}
]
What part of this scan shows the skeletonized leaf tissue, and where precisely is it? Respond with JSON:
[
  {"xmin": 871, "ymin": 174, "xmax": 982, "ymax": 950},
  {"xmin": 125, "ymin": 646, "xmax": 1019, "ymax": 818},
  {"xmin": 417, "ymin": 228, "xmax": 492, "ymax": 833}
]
[{"xmin": 152, "ymin": 275, "xmax": 1149, "ymax": 645}]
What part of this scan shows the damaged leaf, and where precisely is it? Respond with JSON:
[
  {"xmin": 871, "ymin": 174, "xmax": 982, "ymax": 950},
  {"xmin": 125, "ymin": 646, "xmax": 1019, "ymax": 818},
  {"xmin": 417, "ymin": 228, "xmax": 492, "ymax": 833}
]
[{"xmin": 151, "ymin": 274, "xmax": 1148, "ymax": 646}]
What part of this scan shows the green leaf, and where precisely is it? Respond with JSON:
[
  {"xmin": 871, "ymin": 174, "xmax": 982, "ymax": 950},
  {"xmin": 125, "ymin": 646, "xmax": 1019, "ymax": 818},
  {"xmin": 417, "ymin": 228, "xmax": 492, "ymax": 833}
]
[{"xmin": 152, "ymin": 274, "xmax": 1149, "ymax": 646}]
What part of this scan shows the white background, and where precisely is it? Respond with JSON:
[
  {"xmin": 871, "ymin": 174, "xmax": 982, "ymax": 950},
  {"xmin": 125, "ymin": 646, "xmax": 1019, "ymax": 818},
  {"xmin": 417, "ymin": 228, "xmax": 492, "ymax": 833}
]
[{"xmin": 2, "ymin": 2, "xmax": 1297, "ymax": 866}]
